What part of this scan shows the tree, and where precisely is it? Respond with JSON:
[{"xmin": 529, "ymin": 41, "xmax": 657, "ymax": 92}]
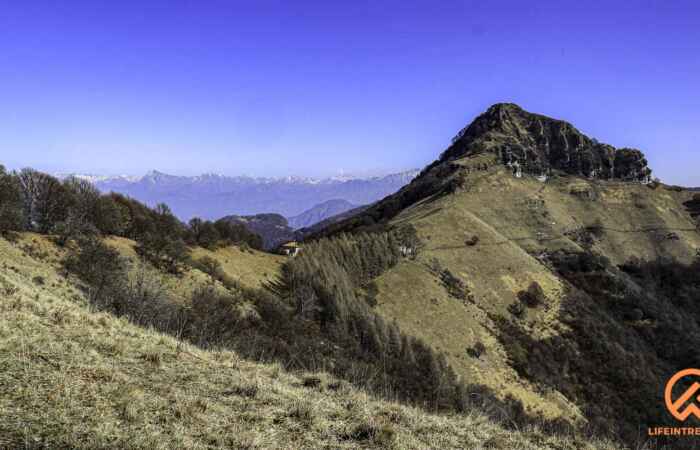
[
  {"xmin": 152, "ymin": 203, "xmax": 183, "ymax": 238},
  {"xmin": 188, "ymin": 218, "xmax": 221, "ymax": 249},
  {"xmin": 62, "ymin": 176, "xmax": 100, "ymax": 222},
  {"xmin": 0, "ymin": 166, "xmax": 25, "ymax": 233},
  {"xmin": 188, "ymin": 217, "xmax": 204, "ymax": 240},
  {"xmin": 197, "ymin": 221, "xmax": 221, "ymax": 249},
  {"xmin": 17, "ymin": 169, "xmax": 71, "ymax": 232},
  {"xmin": 110, "ymin": 193, "xmax": 153, "ymax": 239},
  {"xmin": 137, "ymin": 231, "xmax": 190, "ymax": 274},
  {"xmin": 92, "ymin": 196, "xmax": 128, "ymax": 236}
]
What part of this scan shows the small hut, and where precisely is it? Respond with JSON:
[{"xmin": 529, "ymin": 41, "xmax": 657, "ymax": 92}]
[{"xmin": 280, "ymin": 241, "xmax": 302, "ymax": 257}]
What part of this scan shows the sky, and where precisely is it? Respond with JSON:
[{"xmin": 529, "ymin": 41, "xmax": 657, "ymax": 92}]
[{"xmin": 0, "ymin": 1, "xmax": 698, "ymax": 185}]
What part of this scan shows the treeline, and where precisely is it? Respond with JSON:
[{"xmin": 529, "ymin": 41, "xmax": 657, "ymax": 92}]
[
  {"xmin": 268, "ymin": 228, "xmax": 469, "ymax": 411},
  {"xmin": 0, "ymin": 165, "xmax": 262, "ymax": 271},
  {"xmin": 187, "ymin": 217, "xmax": 263, "ymax": 251}
]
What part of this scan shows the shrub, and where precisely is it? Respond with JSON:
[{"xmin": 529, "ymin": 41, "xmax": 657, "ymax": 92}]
[
  {"xmin": 584, "ymin": 219, "xmax": 605, "ymax": 238},
  {"xmin": 288, "ymin": 400, "xmax": 315, "ymax": 425},
  {"xmin": 440, "ymin": 269, "xmax": 469, "ymax": 301},
  {"xmin": 63, "ymin": 236, "xmax": 127, "ymax": 305},
  {"xmin": 187, "ymin": 286, "xmax": 246, "ymax": 347},
  {"xmin": 364, "ymin": 280, "xmax": 379, "ymax": 307},
  {"xmin": 302, "ymin": 376, "xmax": 322, "ymax": 389},
  {"xmin": 348, "ymin": 422, "xmax": 396, "ymax": 446},
  {"xmin": 465, "ymin": 235, "xmax": 479, "ymax": 246},
  {"xmin": 193, "ymin": 256, "xmax": 225, "ymax": 279},
  {"xmin": 517, "ymin": 281, "xmax": 546, "ymax": 307},
  {"xmin": 508, "ymin": 301, "xmax": 525, "ymax": 318},
  {"xmin": 64, "ymin": 237, "xmax": 185, "ymax": 331},
  {"xmin": 224, "ymin": 383, "xmax": 258, "ymax": 398},
  {"xmin": 467, "ymin": 341, "xmax": 486, "ymax": 358}
]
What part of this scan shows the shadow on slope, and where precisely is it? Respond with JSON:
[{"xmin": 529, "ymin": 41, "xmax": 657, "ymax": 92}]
[{"xmin": 496, "ymin": 250, "xmax": 700, "ymax": 448}]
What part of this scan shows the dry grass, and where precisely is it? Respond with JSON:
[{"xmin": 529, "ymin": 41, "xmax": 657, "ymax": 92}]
[
  {"xmin": 190, "ymin": 245, "xmax": 284, "ymax": 289},
  {"xmin": 0, "ymin": 234, "xmax": 620, "ymax": 449},
  {"xmin": 372, "ymin": 159, "xmax": 700, "ymax": 425}
]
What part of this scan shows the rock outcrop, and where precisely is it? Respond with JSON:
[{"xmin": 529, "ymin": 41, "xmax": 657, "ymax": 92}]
[{"xmin": 442, "ymin": 103, "xmax": 652, "ymax": 182}]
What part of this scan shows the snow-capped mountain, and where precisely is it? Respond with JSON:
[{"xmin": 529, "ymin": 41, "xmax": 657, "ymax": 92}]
[{"xmin": 59, "ymin": 169, "xmax": 419, "ymax": 221}]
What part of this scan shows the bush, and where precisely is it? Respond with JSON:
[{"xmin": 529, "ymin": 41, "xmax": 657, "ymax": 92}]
[
  {"xmin": 187, "ymin": 286, "xmax": 245, "ymax": 347},
  {"xmin": 193, "ymin": 255, "xmax": 224, "ymax": 278},
  {"xmin": 224, "ymin": 383, "xmax": 258, "ymax": 398},
  {"xmin": 364, "ymin": 280, "xmax": 379, "ymax": 307},
  {"xmin": 508, "ymin": 301, "xmax": 525, "ymax": 318},
  {"xmin": 288, "ymin": 400, "xmax": 315, "ymax": 425},
  {"xmin": 63, "ymin": 236, "xmax": 127, "ymax": 305},
  {"xmin": 517, "ymin": 281, "xmax": 546, "ymax": 307},
  {"xmin": 348, "ymin": 422, "xmax": 396, "ymax": 446},
  {"xmin": 584, "ymin": 219, "xmax": 605, "ymax": 238},
  {"xmin": 465, "ymin": 235, "xmax": 479, "ymax": 246},
  {"xmin": 467, "ymin": 341, "xmax": 486, "ymax": 358},
  {"xmin": 440, "ymin": 268, "xmax": 469, "ymax": 301},
  {"xmin": 64, "ymin": 236, "xmax": 184, "ymax": 331}
]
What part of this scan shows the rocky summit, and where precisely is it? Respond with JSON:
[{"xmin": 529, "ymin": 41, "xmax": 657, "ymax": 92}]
[{"xmin": 442, "ymin": 103, "xmax": 652, "ymax": 182}]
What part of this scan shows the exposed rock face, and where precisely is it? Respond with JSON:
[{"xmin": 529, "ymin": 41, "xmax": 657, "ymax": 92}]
[{"xmin": 443, "ymin": 103, "xmax": 652, "ymax": 182}]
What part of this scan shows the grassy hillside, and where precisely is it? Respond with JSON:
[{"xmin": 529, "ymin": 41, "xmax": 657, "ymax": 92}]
[
  {"xmin": 366, "ymin": 154, "xmax": 700, "ymax": 444},
  {"xmin": 0, "ymin": 233, "xmax": 618, "ymax": 449}
]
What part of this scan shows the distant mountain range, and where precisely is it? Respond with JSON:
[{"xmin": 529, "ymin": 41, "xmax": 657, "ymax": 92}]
[{"xmin": 57, "ymin": 170, "xmax": 419, "ymax": 222}]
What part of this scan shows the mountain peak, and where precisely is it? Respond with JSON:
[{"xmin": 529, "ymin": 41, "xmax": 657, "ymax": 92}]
[
  {"xmin": 445, "ymin": 103, "xmax": 652, "ymax": 182},
  {"xmin": 486, "ymin": 102, "xmax": 524, "ymax": 113}
]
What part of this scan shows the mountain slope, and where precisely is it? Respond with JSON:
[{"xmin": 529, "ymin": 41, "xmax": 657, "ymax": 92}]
[
  {"xmin": 221, "ymin": 213, "xmax": 299, "ymax": 250},
  {"xmin": 288, "ymin": 199, "xmax": 358, "ymax": 229},
  {"xmin": 316, "ymin": 103, "xmax": 700, "ymax": 447},
  {"xmin": 0, "ymin": 233, "xmax": 617, "ymax": 450},
  {"xmin": 298, "ymin": 204, "xmax": 370, "ymax": 237}
]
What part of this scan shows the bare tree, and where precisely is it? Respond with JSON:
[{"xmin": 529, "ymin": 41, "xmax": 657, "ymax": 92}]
[{"xmin": 18, "ymin": 169, "xmax": 70, "ymax": 232}]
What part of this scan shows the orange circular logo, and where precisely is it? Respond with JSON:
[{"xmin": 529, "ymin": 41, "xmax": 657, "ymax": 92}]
[{"xmin": 665, "ymin": 368, "xmax": 700, "ymax": 422}]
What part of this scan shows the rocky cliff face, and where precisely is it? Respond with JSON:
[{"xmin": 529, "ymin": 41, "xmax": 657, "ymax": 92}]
[{"xmin": 442, "ymin": 103, "xmax": 652, "ymax": 182}]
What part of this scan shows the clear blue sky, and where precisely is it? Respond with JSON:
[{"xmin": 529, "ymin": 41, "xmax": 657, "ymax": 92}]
[{"xmin": 1, "ymin": 1, "xmax": 698, "ymax": 184}]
